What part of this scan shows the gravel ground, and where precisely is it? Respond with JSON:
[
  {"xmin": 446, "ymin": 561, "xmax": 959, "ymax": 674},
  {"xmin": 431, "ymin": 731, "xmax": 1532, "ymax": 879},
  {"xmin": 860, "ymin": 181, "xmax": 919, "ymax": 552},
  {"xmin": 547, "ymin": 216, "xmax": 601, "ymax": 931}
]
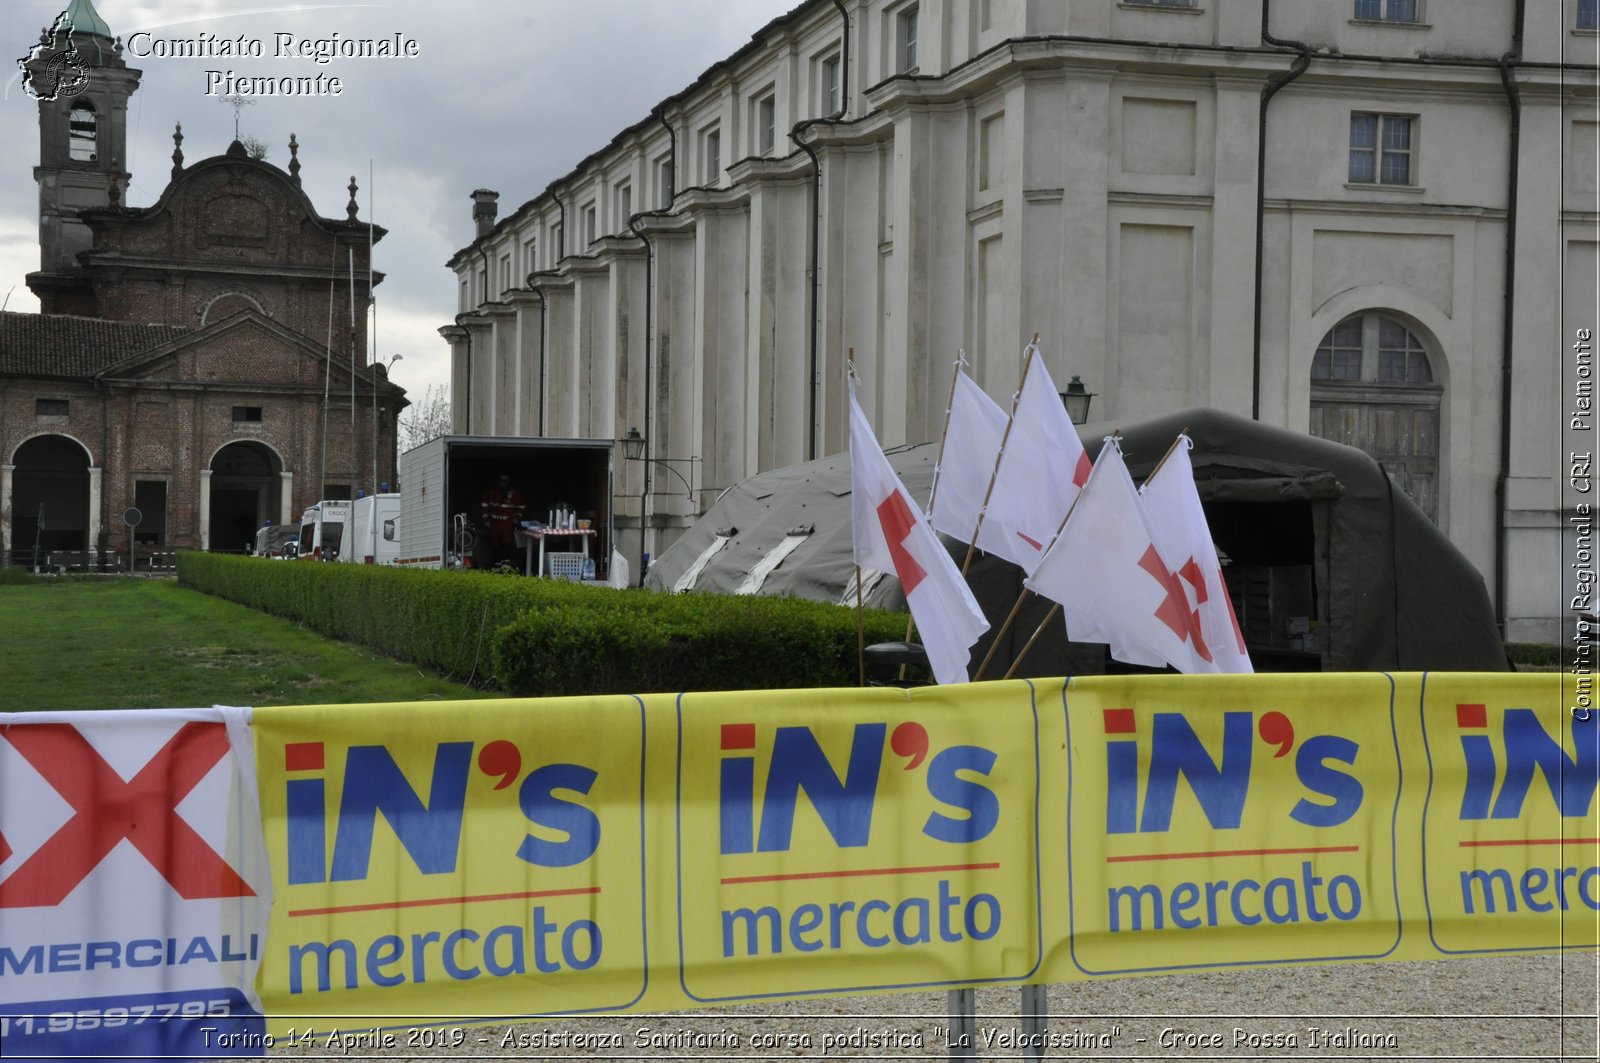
[{"xmin": 260, "ymin": 953, "xmax": 1596, "ymax": 1061}]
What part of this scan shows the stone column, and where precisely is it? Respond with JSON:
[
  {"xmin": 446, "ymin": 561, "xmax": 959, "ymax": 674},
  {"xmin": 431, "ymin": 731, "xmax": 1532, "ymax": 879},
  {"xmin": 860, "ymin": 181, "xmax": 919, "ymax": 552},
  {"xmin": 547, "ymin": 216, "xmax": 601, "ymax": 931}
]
[
  {"xmin": 280, "ymin": 471, "xmax": 294, "ymax": 525},
  {"xmin": 199, "ymin": 468, "xmax": 212, "ymax": 551},
  {"xmin": 1, "ymin": 464, "xmax": 13, "ymax": 562},
  {"xmin": 87, "ymin": 466, "xmax": 103, "ymax": 555}
]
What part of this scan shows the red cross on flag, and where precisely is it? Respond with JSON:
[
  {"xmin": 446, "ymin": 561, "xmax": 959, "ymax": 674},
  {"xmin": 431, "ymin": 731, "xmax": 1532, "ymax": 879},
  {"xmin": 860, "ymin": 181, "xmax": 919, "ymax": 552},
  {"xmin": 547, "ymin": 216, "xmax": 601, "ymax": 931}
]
[
  {"xmin": 1139, "ymin": 437, "xmax": 1254, "ymax": 673},
  {"xmin": 979, "ymin": 350, "xmax": 1092, "ymax": 575},
  {"xmin": 850, "ymin": 381, "xmax": 990, "ymax": 685},
  {"xmin": 1025, "ymin": 437, "xmax": 1212, "ymax": 674}
]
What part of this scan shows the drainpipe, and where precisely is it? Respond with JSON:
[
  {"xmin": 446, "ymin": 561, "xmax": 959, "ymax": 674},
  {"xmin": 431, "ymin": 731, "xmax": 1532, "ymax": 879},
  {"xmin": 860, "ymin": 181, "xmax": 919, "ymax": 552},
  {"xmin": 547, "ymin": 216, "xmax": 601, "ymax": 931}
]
[
  {"xmin": 790, "ymin": 0, "xmax": 852, "ymax": 460},
  {"xmin": 552, "ymin": 188, "xmax": 568, "ymax": 262},
  {"xmin": 620, "ymin": 108, "xmax": 678, "ymax": 585},
  {"xmin": 1252, "ymin": 0, "xmax": 1311, "ymax": 421},
  {"xmin": 1494, "ymin": 0, "xmax": 1526, "ymax": 637}
]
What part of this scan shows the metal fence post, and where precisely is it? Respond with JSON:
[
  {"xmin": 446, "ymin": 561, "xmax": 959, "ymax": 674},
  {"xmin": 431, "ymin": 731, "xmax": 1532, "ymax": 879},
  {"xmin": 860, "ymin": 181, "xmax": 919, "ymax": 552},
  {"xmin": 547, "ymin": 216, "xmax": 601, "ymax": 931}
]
[
  {"xmin": 946, "ymin": 988, "xmax": 976, "ymax": 1059},
  {"xmin": 1021, "ymin": 984, "xmax": 1049, "ymax": 1060}
]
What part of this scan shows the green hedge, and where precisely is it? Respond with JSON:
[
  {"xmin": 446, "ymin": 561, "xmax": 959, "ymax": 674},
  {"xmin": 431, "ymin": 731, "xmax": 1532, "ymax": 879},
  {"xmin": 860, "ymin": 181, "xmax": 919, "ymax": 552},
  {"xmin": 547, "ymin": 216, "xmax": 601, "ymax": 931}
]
[
  {"xmin": 176, "ymin": 552, "xmax": 903, "ymax": 696},
  {"xmin": 1504, "ymin": 641, "xmax": 1579, "ymax": 668}
]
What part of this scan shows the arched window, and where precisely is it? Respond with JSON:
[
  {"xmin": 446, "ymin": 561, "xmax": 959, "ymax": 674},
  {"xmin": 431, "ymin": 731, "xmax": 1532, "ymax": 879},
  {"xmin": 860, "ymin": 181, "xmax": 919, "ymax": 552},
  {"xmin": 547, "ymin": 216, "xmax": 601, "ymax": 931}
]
[
  {"xmin": 68, "ymin": 101, "xmax": 97, "ymax": 162},
  {"xmin": 1310, "ymin": 311, "xmax": 1443, "ymax": 521}
]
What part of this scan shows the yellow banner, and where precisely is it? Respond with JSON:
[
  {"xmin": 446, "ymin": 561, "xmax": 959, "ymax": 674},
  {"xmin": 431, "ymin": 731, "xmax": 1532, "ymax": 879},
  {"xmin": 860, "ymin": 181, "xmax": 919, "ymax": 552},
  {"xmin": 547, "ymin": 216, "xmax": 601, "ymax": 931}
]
[{"xmin": 250, "ymin": 673, "xmax": 1595, "ymax": 1034}]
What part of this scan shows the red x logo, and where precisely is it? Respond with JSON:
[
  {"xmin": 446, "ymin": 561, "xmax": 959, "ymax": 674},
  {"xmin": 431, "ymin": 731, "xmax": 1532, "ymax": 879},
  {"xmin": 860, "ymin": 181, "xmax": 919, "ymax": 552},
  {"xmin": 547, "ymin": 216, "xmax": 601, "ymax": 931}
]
[
  {"xmin": 876, "ymin": 491, "xmax": 927, "ymax": 595},
  {"xmin": 0, "ymin": 723, "xmax": 254, "ymax": 908},
  {"xmin": 1138, "ymin": 546, "xmax": 1212, "ymax": 664}
]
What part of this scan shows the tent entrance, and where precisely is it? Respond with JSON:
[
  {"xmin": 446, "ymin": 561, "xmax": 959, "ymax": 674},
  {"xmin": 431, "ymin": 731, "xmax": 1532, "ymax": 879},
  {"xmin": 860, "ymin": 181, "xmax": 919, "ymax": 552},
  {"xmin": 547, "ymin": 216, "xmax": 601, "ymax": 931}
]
[{"xmin": 1206, "ymin": 500, "xmax": 1322, "ymax": 671}]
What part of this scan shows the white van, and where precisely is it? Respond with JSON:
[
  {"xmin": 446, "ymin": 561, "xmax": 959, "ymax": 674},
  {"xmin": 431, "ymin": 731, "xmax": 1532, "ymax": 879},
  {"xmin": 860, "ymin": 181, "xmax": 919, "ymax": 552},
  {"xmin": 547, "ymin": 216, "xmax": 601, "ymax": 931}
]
[
  {"xmin": 341, "ymin": 493, "xmax": 400, "ymax": 565},
  {"xmin": 298, "ymin": 500, "xmax": 351, "ymax": 561}
]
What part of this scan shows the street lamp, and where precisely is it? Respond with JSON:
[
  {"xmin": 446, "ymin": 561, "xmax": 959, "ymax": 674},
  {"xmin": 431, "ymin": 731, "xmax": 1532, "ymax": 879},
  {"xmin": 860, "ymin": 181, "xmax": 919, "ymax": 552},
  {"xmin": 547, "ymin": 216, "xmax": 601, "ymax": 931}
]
[
  {"xmin": 620, "ymin": 426, "xmax": 700, "ymax": 586},
  {"xmin": 1059, "ymin": 375, "xmax": 1095, "ymax": 425}
]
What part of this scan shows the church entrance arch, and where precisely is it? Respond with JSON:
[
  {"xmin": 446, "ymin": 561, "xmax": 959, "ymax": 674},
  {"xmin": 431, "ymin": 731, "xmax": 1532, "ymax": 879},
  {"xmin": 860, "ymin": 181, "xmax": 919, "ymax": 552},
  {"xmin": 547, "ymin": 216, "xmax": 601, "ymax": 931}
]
[
  {"xmin": 10, "ymin": 434, "xmax": 93, "ymax": 563},
  {"xmin": 208, "ymin": 441, "xmax": 282, "ymax": 553}
]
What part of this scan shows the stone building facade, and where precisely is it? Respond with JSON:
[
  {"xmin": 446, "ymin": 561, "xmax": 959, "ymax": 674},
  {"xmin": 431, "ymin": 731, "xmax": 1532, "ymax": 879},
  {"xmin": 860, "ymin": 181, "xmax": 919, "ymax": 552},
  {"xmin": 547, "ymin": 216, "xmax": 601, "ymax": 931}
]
[
  {"xmin": 449, "ymin": 0, "xmax": 1596, "ymax": 641},
  {"xmin": 1, "ymin": 0, "xmax": 401, "ymax": 562}
]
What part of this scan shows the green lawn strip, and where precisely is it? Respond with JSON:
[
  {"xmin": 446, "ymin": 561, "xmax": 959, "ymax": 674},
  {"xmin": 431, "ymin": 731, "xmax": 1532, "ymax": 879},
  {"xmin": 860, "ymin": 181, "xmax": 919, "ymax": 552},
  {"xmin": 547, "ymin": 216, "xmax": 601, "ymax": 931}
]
[{"xmin": 0, "ymin": 578, "xmax": 494, "ymax": 711}]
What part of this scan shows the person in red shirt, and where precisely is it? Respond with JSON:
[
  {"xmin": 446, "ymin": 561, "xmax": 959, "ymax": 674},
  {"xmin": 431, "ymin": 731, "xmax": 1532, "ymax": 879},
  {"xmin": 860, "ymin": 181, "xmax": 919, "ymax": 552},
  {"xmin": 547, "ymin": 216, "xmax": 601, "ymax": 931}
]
[{"xmin": 479, "ymin": 473, "xmax": 526, "ymax": 570}]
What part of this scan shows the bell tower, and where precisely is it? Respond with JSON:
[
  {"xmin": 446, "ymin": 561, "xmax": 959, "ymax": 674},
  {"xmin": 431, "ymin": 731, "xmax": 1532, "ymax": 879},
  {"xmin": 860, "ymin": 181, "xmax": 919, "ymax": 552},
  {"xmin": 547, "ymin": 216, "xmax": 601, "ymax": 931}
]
[{"xmin": 24, "ymin": 0, "xmax": 140, "ymax": 315}]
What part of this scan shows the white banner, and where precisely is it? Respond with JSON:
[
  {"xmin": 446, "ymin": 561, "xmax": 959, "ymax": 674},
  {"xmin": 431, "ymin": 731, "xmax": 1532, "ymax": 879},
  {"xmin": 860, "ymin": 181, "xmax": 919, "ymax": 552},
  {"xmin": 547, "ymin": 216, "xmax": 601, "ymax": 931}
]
[{"xmin": 0, "ymin": 707, "xmax": 271, "ymax": 1061}]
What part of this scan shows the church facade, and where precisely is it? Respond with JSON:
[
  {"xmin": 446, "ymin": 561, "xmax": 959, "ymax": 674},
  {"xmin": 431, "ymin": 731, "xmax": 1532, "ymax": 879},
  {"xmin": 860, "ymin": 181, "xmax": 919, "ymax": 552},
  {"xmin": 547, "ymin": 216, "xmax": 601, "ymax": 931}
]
[
  {"xmin": 1, "ymin": 0, "xmax": 401, "ymax": 563},
  {"xmin": 446, "ymin": 0, "xmax": 1597, "ymax": 642}
]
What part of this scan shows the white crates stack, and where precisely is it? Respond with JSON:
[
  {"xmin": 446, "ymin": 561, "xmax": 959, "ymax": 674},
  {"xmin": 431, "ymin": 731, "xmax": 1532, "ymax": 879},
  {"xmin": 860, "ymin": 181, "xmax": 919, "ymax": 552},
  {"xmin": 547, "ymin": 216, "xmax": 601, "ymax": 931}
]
[{"xmin": 544, "ymin": 551, "xmax": 586, "ymax": 581}]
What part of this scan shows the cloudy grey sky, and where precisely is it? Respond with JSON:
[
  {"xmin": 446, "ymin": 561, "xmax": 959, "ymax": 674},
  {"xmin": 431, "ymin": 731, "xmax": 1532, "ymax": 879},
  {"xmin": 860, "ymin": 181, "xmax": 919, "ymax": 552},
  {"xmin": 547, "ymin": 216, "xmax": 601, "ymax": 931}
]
[{"xmin": 2, "ymin": 0, "xmax": 799, "ymax": 403}]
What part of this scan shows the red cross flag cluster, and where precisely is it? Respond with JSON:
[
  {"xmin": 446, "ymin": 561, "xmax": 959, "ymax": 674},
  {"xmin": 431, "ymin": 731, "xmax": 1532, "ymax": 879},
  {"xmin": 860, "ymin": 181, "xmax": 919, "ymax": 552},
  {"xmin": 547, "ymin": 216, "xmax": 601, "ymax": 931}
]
[
  {"xmin": 850, "ymin": 380, "xmax": 990, "ymax": 685},
  {"xmin": 1027, "ymin": 435, "xmax": 1252, "ymax": 674},
  {"xmin": 862, "ymin": 344, "xmax": 1251, "ymax": 678}
]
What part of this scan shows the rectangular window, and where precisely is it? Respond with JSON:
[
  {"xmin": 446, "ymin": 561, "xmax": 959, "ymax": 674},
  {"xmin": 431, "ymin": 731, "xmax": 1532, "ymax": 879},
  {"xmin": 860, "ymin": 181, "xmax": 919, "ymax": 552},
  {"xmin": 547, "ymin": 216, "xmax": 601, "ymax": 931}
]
[
  {"xmin": 552, "ymin": 222, "xmax": 563, "ymax": 259},
  {"xmin": 1377, "ymin": 318, "xmax": 1431, "ymax": 382},
  {"xmin": 615, "ymin": 182, "xmax": 632, "ymax": 225},
  {"xmin": 232, "ymin": 405, "xmax": 263, "ymax": 422},
  {"xmin": 978, "ymin": 112, "xmax": 1004, "ymax": 192},
  {"xmin": 1349, "ymin": 113, "xmax": 1413, "ymax": 185},
  {"xmin": 499, "ymin": 254, "xmax": 511, "ymax": 294},
  {"xmin": 822, "ymin": 53, "xmax": 841, "ymax": 114},
  {"xmin": 523, "ymin": 237, "xmax": 537, "ymax": 275},
  {"xmin": 703, "ymin": 126, "xmax": 722, "ymax": 184},
  {"xmin": 1311, "ymin": 318, "xmax": 1363, "ymax": 381},
  {"xmin": 1125, "ymin": 0, "xmax": 1196, "ymax": 6},
  {"xmin": 1581, "ymin": 0, "xmax": 1598, "ymax": 29},
  {"xmin": 582, "ymin": 204, "xmax": 596, "ymax": 246},
  {"xmin": 655, "ymin": 154, "xmax": 675, "ymax": 205},
  {"xmin": 897, "ymin": 5, "xmax": 919, "ymax": 73},
  {"xmin": 1354, "ymin": 0, "xmax": 1418, "ymax": 21},
  {"xmin": 35, "ymin": 398, "xmax": 68, "ymax": 416},
  {"xmin": 477, "ymin": 267, "xmax": 487, "ymax": 302},
  {"xmin": 980, "ymin": 0, "xmax": 994, "ymax": 30},
  {"xmin": 756, "ymin": 94, "xmax": 776, "ymax": 156}
]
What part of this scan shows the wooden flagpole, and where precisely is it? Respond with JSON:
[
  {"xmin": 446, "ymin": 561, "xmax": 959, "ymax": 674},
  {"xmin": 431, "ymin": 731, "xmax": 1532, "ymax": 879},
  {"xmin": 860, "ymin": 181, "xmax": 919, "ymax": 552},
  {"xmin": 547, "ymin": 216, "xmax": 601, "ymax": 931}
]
[
  {"xmin": 960, "ymin": 334, "xmax": 1039, "ymax": 576},
  {"xmin": 856, "ymin": 565, "xmax": 867, "ymax": 687},
  {"xmin": 1141, "ymin": 429, "xmax": 1191, "ymax": 487},
  {"xmin": 986, "ymin": 430, "xmax": 1120, "ymax": 681},
  {"xmin": 1003, "ymin": 602, "xmax": 1061, "ymax": 680},
  {"xmin": 848, "ymin": 350, "xmax": 867, "ymax": 686},
  {"xmin": 898, "ymin": 352, "xmax": 968, "ymax": 676},
  {"xmin": 1003, "ymin": 432, "xmax": 1186, "ymax": 679}
]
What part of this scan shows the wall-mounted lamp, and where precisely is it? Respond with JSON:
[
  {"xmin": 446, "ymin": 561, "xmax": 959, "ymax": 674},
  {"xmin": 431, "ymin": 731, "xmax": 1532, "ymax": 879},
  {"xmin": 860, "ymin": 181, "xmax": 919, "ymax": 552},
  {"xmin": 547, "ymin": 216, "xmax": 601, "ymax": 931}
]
[
  {"xmin": 622, "ymin": 426, "xmax": 646, "ymax": 463},
  {"xmin": 1060, "ymin": 375, "xmax": 1096, "ymax": 425},
  {"xmin": 620, "ymin": 426, "xmax": 701, "ymax": 586},
  {"xmin": 619, "ymin": 427, "xmax": 699, "ymax": 504}
]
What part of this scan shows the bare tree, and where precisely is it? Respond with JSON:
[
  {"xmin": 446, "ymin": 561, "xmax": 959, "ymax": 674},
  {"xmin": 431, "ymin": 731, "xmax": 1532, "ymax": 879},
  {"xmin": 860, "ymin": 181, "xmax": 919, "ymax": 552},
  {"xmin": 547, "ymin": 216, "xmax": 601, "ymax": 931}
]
[{"xmin": 397, "ymin": 382, "xmax": 453, "ymax": 452}]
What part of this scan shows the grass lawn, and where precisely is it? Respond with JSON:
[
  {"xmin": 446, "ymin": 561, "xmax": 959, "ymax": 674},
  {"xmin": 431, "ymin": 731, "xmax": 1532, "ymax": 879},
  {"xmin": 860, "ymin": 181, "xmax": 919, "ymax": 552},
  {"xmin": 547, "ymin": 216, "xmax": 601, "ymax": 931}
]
[{"xmin": 0, "ymin": 576, "xmax": 497, "ymax": 711}]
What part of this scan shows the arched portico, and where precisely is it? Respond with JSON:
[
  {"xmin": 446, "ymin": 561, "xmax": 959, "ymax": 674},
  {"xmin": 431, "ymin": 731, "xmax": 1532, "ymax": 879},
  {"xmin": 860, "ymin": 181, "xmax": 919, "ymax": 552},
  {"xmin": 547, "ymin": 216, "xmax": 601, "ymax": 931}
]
[
  {"xmin": 5, "ymin": 433, "xmax": 98, "ymax": 564},
  {"xmin": 204, "ymin": 440, "xmax": 286, "ymax": 552}
]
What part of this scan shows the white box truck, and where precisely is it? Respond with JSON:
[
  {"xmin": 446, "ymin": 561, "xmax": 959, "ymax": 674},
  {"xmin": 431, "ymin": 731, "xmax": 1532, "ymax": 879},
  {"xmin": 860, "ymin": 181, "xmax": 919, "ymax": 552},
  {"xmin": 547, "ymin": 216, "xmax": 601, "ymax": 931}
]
[
  {"xmin": 397, "ymin": 436, "xmax": 614, "ymax": 577},
  {"xmin": 297, "ymin": 499, "xmax": 351, "ymax": 561},
  {"xmin": 341, "ymin": 492, "xmax": 401, "ymax": 565}
]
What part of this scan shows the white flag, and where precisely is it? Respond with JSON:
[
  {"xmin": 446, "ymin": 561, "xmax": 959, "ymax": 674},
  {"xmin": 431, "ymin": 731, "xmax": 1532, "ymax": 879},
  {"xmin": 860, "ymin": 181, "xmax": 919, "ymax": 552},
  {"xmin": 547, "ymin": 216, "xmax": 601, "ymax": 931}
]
[
  {"xmin": 1140, "ymin": 438, "xmax": 1254, "ymax": 673},
  {"xmin": 1026, "ymin": 438, "xmax": 1212, "ymax": 674},
  {"xmin": 981, "ymin": 352, "xmax": 1092, "ymax": 574},
  {"xmin": 850, "ymin": 382, "xmax": 990, "ymax": 685},
  {"xmin": 928, "ymin": 369, "xmax": 1008, "ymax": 545}
]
